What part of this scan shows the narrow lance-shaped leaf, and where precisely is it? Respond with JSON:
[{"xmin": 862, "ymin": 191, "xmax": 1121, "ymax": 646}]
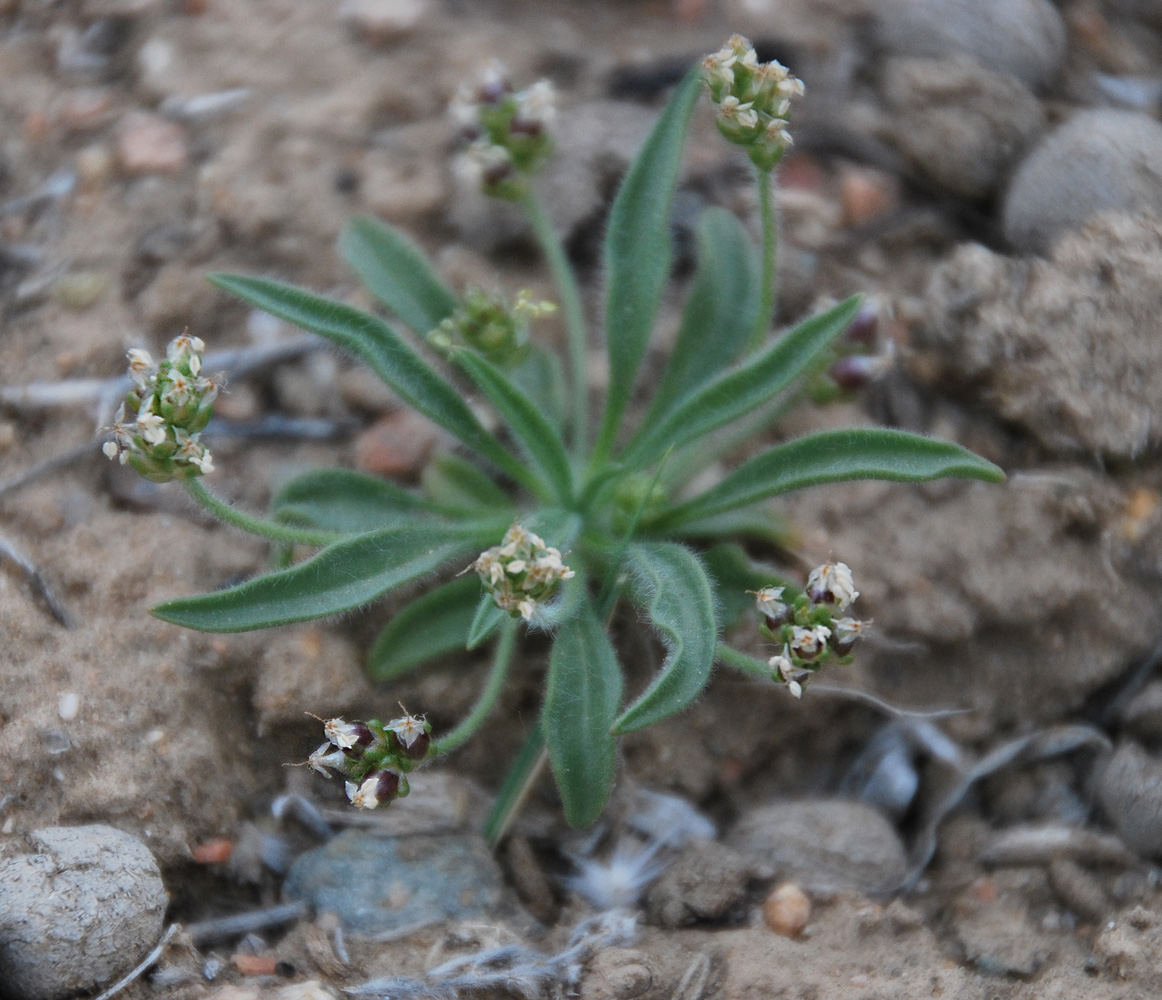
[
  {"xmin": 543, "ymin": 575, "xmax": 623, "ymax": 827},
  {"xmin": 613, "ymin": 543, "xmax": 718, "ymax": 734},
  {"xmin": 453, "ymin": 348, "xmax": 574, "ymax": 504},
  {"xmin": 467, "ymin": 592, "xmax": 506, "ymax": 650},
  {"xmin": 623, "ymin": 296, "xmax": 863, "ymax": 468},
  {"xmin": 640, "ymin": 207, "xmax": 759, "ymax": 430},
  {"xmin": 272, "ymin": 468, "xmax": 435, "ymax": 534},
  {"xmin": 367, "ymin": 575, "xmax": 482, "ymax": 681},
  {"xmin": 422, "ymin": 453, "xmax": 515, "ymax": 514},
  {"xmin": 340, "ymin": 215, "xmax": 459, "ymax": 338},
  {"xmin": 208, "ymin": 274, "xmax": 535, "ymax": 492},
  {"xmin": 595, "ymin": 70, "xmax": 702, "ymax": 457},
  {"xmin": 655, "ymin": 428, "xmax": 1006, "ymax": 530},
  {"xmin": 152, "ymin": 521, "xmax": 502, "ymax": 632},
  {"xmin": 509, "ymin": 346, "xmax": 567, "ymax": 434}
]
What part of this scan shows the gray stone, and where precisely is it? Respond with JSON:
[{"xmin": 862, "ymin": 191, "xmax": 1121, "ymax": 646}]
[
  {"xmin": 0, "ymin": 825, "xmax": 167, "ymax": 1000},
  {"xmin": 1098, "ymin": 741, "xmax": 1162, "ymax": 859},
  {"xmin": 869, "ymin": 0, "xmax": 1066, "ymax": 90},
  {"xmin": 282, "ymin": 829, "xmax": 507, "ymax": 934},
  {"xmin": 878, "ymin": 55, "xmax": 1045, "ymax": 200},
  {"xmin": 727, "ymin": 799, "xmax": 906, "ymax": 896},
  {"xmin": 645, "ymin": 839, "xmax": 751, "ymax": 928},
  {"xmin": 1003, "ymin": 110, "xmax": 1162, "ymax": 255}
]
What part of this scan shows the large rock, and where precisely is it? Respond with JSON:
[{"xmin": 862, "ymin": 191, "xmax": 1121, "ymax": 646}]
[
  {"xmin": 878, "ymin": 55, "xmax": 1045, "ymax": 200},
  {"xmin": 283, "ymin": 829, "xmax": 508, "ymax": 934},
  {"xmin": 922, "ymin": 212, "xmax": 1162, "ymax": 459},
  {"xmin": 0, "ymin": 826, "xmax": 167, "ymax": 1000},
  {"xmin": 1003, "ymin": 110, "xmax": 1162, "ymax": 255},
  {"xmin": 727, "ymin": 799, "xmax": 906, "ymax": 895},
  {"xmin": 868, "ymin": 0, "xmax": 1066, "ymax": 90}
]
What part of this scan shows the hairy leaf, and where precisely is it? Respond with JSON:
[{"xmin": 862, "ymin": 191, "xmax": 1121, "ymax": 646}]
[
  {"xmin": 152, "ymin": 521, "xmax": 500, "ymax": 632},
  {"xmin": 209, "ymin": 274, "xmax": 533, "ymax": 490},
  {"xmin": 422, "ymin": 453, "xmax": 514, "ymax": 514},
  {"xmin": 641, "ymin": 208, "xmax": 759, "ymax": 429},
  {"xmin": 367, "ymin": 575, "xmax": 481, "ymax": 680},
  {"xmin": 510, "ymin": 346, "xmax": 567, "ymax": 434},
  {"xmin": 544, "ymin": 577, "xmax": 622, "ymax": 827},
  {"xmin": 613, "ymin": 543, "xmax": 717, "ymax": 733},
  {"xmin": 453, "ymin": 348, "xmax": 574, "ymax": 503},
  {"xmin": 658, "ymin": 428, "xmax": 1006, "ymax": 529},
  {"xmin": 623, "ymin": 296, "xmax": 863, "ymax": 467},
  {"xmin": 596, "ymin": 70, "xmax": 702, "ymax": 456},
  {"xmin": 272, "ymin": 468, "xmax": 433, "ymax": 534},
  {"xmin": 467, "ymin": 592, "xmax": 507, "ymax": 650},
  {"xmin": 340, "ymin": 215, "xmax": 459, "ymax": 337}
]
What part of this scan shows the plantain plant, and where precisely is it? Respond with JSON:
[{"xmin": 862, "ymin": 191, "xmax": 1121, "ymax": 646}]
[{"xmin": 106, "ymin": 38, "xmax": 1003, "ymax": 838}]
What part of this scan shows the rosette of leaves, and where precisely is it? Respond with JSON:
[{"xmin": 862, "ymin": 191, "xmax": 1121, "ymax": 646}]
[{"xmin": 151, "ymin": 70, "xmax": 1003, "ymax": 836}]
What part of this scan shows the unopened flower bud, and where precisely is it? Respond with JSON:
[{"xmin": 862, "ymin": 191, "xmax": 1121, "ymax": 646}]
[
  {"xmin": 805, "ymin": 561, "xmax": 859, "ymax": 612},
  {"xmin": 769, "ymin": 644, "xmax": 811, "ymax": 698}
]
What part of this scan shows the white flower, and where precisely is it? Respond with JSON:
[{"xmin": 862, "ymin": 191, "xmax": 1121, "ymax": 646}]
[
  {"xmin": 720, "ymin": 96, "xmax": 758, "ymax": 129},
  {"xmin": 833, "ymin": 617, "xmax": 866, "ymax": 651},
  {"xmin": 790, "ymin": 624, "xmax": 830, "ymax": 661},
  {"xmin": 517, "ymin": 598, "xmax": 537, "ymax": 621},
  {"xmin": 769, "ymin": 644, "xmax": 807, "ymax": 698},
  {"xmin": 324, "ymin": 717, "xmax": 364, "ymax": 749},
  {"xmin": 127, "ymin": 348, "xmax": 155, "ymax": 386},
  {"xmin": 308, "ymin": 742, "xmax": 347, "ymax": 777},
  {"xmin": 387, "ymin": 713, "xmax": 426, "ymax": 749},
  {"xmin": 518, "ymin": 79, "xmax": 556, "ymax": 128},
  {"xmin": 806, "ymin": 561, "xmax": 858, "ymax": 611},
  {"xmin": 102, "ymin": 440, "xmax": 120, "ymax": 460},
  {"xmin": 753, "ymin": 586, "xmax": 788, "ymax": 620},
  {"xmin": 346, "ymin": 777, "xmax": 381, "ymax": 810},
  {"xmin": 191, "ymin": 447, "xmax": 214, "ymax": 475},
  {"xmin": 134, "ymin": 403, "xmax": 167, "ymax": 446}
]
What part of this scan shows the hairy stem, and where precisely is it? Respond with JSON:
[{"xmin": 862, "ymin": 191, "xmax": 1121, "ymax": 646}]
[
  {"xmin": 436, "ymin": 617, "xmax": 518, "ymax": 754},
  {"xmin": 751, "ymin": 167, "xmax": 777, "ymax": 352},
  {"xmin": 521, "ymin": 188, "xmax": 589, "ymax": 460},
  {"xmin": 185, "ymin": 478, "xmax": 341, "ymax": 546}
]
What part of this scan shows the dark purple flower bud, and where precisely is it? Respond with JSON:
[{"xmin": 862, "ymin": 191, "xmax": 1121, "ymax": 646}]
[
  {"xmin": 844, "ymin": 300, "xmax": 879, "ymax": 346},
  {"xmin": 829, "ymin": 354, "xmax": 881, "ymax": 392}
]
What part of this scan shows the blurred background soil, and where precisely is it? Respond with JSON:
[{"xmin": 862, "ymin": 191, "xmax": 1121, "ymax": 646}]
[{"xmin": 7, "ymin": 0, "xmax": 1162, "ymax": 997}]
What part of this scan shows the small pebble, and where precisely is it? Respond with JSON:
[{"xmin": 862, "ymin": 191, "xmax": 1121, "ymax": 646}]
[
  {"xmin": 0, "ymin": 422, "xmax": 17, "ymax": 453},
  {"xmin": 354, "ymin": 410, "xmax": 442, "ymax": 478},
  {"xmin": 1097, "ymin": 741, "xmax": 1162, "ymax": 858},
  {"xmin": 51, "ymin": 271, "xmax": 109, "ymax": 310},
  {"xmin": 57, "ymin": 692, "xmax": 79, "ymax": 721},
  {"xmin": 232, "ymin": 953, "xmax": 277, "ymax": 976},
  {"xmin": 839, "ymin": 165, "xmax": 900, "ymax": 227},
  {"xmin": 763, "ymin": 883, "xmax": 811, "ymax": 937},
  {"xmin": 116, "ymin": 111, "xmax": 188, "ymax": 174},
  {"xmin": 193, "ymin": 838, "xmax": 234, "ymax": 865},
  {"xmin": 850, "ymin": 973, "xmax": 871, "ymax": 988},
  {"xmin": 76, "ymin": 144, "xmax": 115, "ymax": 190},
  {"xmin": 339, "ymin": 0, "xmax": 431, "ymax": 44}
]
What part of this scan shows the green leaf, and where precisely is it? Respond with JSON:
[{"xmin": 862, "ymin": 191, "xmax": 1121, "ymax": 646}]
[
  {"xmin": 595, "ymin": 70, "xmax": 702, "ymax": 457},
  {"xmin": 641, "ymin": 208, "xmax": 759, "ymax": 430},
  {"xmin": 544, "ymin": 577, "xmax": 623, "ymax": 827},
  {"xmin": 700, "ymin": 543, "xmax": 782, "ymax": 630},
  {"xmin": 339, "ymin": 215, "xmax": 459, "ymax": 337},
  {"xmin": 622, "ymin": 296, "xmax": 863, "ymax": 468},
  {"xmin": 483, "ymin": 722, "xmax": 546, "ymax": 847},
  {"xmin": 523, "ymin": 506, "xmax": 583, "ymax": 552},
  {"xmin": 152, "ymin": 521, "xmax": 498, "ymax": 632},
  {"xmin": 612, "ymin": 543, "xmax": 717, "ymax": 734},
  {"xmin": 208, "ymin": 274, "xmax": 533, "ymax": 491},
  {"xmin": 453, "ymin": 348, "xmax": 574, "ymax": 504},
  {"xmin": 422, "ymin": 453, "xmax": 514, "ymax": 514},
  {"xmin": 367, "ymin": 575, "xmax": 481, "ymax": 680},
  {"xmin": 657, "ymin": 428, "xmax": 1007, "ymax": 529},
  {"xmin": 272, "ymin": 468, "xmax": 433, "ymax": 534},
  {"xmin": 509, "ymin": 345, "xmax": 567, "ymax": 434},
  {"xmin": 670, "ymin": 507, "xmax": 790, "ymax": 546},
  {"xmin": 467, "ymin": 592, "xmax": 506, "ymax": 650}
]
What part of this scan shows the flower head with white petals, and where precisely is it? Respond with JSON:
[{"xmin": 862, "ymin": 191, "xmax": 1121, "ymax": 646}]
[{"xmin": 468, "ymin": 521, "xmax": 574, "ymax": 622}]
